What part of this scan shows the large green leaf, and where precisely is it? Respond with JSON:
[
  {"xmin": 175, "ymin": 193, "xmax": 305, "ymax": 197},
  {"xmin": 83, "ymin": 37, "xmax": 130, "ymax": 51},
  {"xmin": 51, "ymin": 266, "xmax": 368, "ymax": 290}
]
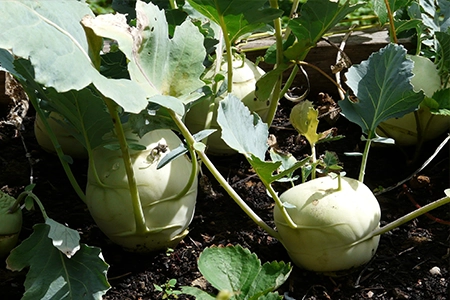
[
  {"xmin": 285, "ymin": 0, "xmax": 363, "ymax": 61},
  {"xmin": 82, "ymin": 1, "xmax": 206, "ymax": 115},
  {"xmin": 192, "ymin": 245, "xmax": 291, "ymax": 300},
  {"xmin": 6, "ymin": 223, "xmax": 110, "ymax": 300},
  {"xmin": 340, "ymin": 43, "xmax": 424, "ymax": 138},
  {"xmin": 0, "ymin": 0, "xmax": 148, "ymax": 114},
  {"xmin": 187, "ymin": 0, "xmax": 282, "ymax": 44},
  {"xmin": 217, "ymin": 94, "xmax": 268, "ymax": 160}
]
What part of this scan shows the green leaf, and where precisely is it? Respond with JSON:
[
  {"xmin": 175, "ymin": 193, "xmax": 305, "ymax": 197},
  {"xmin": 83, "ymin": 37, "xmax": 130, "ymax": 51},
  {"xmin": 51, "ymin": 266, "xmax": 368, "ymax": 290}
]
[
  {"xmin": 45, "ymin": 218, "xmax": 80, "ymax": 258},
  {"xmin": 6, "ymin": 223, "xmax": 110, "ymax": 300},
  {"xmin": 181, "ymin": 286, "xmax": 216, "ymax": 300},
  {"xmin": 340, "ymin": 43, "xmax": 424, "ymax": 138},
  {"xmin": 196, "ymin": 245, "xmax": 291, "ymax": 299},
  {"xmin": 0, "ymin": 0, "xmax": 148, "ymax": 114},
  {"xmin": 285, "ymin": 0, "xmax": 363, "ymax": 61},
  {"xmin": 83, "ymin": 1, "xmax": 206, "ymax": 112},
  {"xmin": 129, "ymin": 104, "xmax": 180, "ymax": 137},
  {"xmin": 217, "ymin": 94, "xmax": 269, "ymax": 160},
  {"xmin": 251, "ymin": 154, "xmax": 309, "ymax": 184},
  {"xmin": 255, "ymin": 63, "xmax": 290, "ymax": 101},
  {"xmin": 187, "ymin": 0, "xmax": 283, "ymax": 44},
  {"xmin": 430, "ymin": 88, "xmax": 450, "ymax": 115}
]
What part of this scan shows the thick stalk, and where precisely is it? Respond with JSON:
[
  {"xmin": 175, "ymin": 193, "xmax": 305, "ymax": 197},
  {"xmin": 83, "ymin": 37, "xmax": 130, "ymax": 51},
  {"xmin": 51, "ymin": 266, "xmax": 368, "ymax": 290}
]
[
  {"xmin": 357, "ymin": 193, "xmax": 450, "ymax": 244},
  {"xmin": 265, "ymin": 0, "xmax": 285, "ymax": 126},
  {"xmin": 169, "ymin": 110, "xmax": 281, "ymax": 239},
  {"xmin": 358, "ymin": 134, "xmax": 372, "ymax": 182},
  {"xmin": 217, "ymin": 15, "xmax": 234, "ymax": 94},
  {"xmin": 103, "ymin": 98, "xmax": 147, "ymax": 234},
  {"xmin": 265, "ymin": 182, "xmax": 299, "ymax": 230}
]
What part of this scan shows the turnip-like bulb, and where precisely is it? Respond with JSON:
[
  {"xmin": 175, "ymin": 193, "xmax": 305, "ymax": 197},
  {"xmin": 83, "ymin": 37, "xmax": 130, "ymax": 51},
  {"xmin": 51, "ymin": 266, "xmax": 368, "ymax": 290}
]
[
  {"xmin": 86, "ymin": 129, "xmax": 197, "ymax": 252},
  {"xmin": 185, "ymin": 56, "xmax": 269, "ymax": 155},
  {"xmin": 0, "ymin": 191, "xmax": 22, "ymax": 258},
  {"xmin": 34, "ymin": 112, "xmax": 87, "ymax": 159},
  {"xmin": 274, "ymin": 176, "xmax": 381, "ymax": 273},
  {"xmin": 376, "ymin": 55, "xmax": 450, "ymax": 146}
]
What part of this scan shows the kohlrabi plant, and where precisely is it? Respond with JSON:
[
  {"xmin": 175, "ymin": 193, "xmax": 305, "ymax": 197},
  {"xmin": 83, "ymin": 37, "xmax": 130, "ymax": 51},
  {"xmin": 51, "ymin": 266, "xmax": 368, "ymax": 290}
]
[
  {"xmin": 372, "ymin": 0, "xmax": 450, "ymax": 154},
  {"xmin": 207, "ymin": 43, "xmax": 450, "ymax": 274},
  {"xmin": 185, "ymin": 55, "xmax": 268, "ymax": 155},
  {"xmin": 183, "ymin": 0, "xmax": 282, "ymax": 155},
  {"xmin": 86, "ymin": 127, "xmax": 198, "ymax": 252},
  {"xmin": 181, "ymin": 244, "xmax": 292, "ymax": 300},
  {"xmin": 182, "ymin": 0, "xmax": 362, "ymax": 155},
  {"xmin": 0, "ymin": 0, "xmax": 201, "ymax": 253}
]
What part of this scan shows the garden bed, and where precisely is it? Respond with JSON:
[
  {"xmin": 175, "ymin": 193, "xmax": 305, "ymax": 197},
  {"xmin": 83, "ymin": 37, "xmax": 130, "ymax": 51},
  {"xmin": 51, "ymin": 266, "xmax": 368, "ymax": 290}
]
[{"xmin": 0, "ymin": 74, "xmax": 449, "ymax": 299}]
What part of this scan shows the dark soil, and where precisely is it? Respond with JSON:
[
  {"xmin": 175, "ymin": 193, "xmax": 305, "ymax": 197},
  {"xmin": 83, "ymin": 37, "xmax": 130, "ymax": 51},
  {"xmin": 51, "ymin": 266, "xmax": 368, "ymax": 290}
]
[{"xmin": 1, "ymin": 89, "xmax": 449, "ymax": 299}]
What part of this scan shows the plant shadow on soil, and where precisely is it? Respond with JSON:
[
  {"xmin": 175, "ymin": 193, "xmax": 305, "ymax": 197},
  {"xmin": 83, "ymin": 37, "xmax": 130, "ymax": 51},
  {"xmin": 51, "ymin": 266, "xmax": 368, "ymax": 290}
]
[{"xmin": 0, "ymin": 95, "xmax": 449, "ymax": 300}]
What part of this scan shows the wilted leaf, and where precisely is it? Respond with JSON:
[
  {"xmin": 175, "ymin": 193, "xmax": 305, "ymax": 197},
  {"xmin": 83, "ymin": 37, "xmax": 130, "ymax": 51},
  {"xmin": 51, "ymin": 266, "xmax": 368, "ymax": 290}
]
[{"xmin": 290, "ymin": 101, "xmax": 322, "ymax": 146}]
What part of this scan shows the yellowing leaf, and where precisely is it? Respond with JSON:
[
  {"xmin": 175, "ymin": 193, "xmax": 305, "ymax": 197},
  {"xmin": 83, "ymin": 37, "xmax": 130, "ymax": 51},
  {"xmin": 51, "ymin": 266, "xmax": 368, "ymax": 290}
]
[{"xmin": 290, "ymin": 101, "xmax": 321, "ymax": 146}]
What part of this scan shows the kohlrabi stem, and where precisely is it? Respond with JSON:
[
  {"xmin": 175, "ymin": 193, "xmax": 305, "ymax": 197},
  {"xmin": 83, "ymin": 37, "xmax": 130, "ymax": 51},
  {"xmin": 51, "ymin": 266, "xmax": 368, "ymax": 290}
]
[
  {"xmin": 358, "ymin": 133, "xmax": 373, "ymax": 182},
  {"xmin": 265, "ymin": 0, "xmax": 285, "ymax": 126},
  {"xmin": 169, "ymin": 110, "xmax": 281, "ymax": 240},
  {"xmin": 362, "ymin": 193, "xmax": 450, "ymax": 241},
  {"xmin": 383, "ymin": 0, "xmax": 398, "ymax": 44},
  {"xmin": 265, "ymin": 181, "xmax": 300, "ymax": 230},
  {"xmin": 13, "ymin": 190, "xmax": 49, "ymax": 220},
  {"xmin": 29, "ymin": 94, "xmax": 87, "ymax": 202},
  {"xmin": 103, "ymin": 97, "xmax": 147, "ymax": 235},
  {"xmin": 217, "ymin": 15, "xmax": 234, "ymax": 94}
]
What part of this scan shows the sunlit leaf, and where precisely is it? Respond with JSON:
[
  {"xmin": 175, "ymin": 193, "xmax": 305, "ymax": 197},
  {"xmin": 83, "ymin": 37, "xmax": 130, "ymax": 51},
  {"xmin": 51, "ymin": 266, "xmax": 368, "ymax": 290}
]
[
  {"xmin": 340, "ymin": 43, "xmax": 424, "ymax": 138},
  {"xmin": 217, "ymin": 94, "xmax": 268, "ymax": 160},
  {"xmin": 83, "ymin": 1, "xmax": 206, "ymax": 113},
  {"xmin": 0, "ymin": 0, "xmax": 148, "ymax": 114},
  {"xmin": 187, "ymin": 0, "xmax": 282, "ymax": 44}
]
